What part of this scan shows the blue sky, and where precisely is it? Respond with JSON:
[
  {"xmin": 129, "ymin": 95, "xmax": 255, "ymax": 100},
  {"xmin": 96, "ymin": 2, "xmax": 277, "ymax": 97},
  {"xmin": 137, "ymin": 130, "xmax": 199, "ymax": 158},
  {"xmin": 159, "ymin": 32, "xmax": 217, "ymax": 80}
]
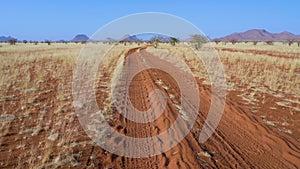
[{"xmin": 1, "ymin": 0, "xmax": 299, "ymax": 41}]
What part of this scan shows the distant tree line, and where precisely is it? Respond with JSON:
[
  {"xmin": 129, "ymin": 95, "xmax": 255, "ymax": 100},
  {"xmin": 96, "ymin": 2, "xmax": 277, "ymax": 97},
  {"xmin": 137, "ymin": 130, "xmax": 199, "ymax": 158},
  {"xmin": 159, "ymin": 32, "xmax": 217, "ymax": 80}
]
[
  {"xmin": 5, "ymin": 37, "xmax": 300, "ymax": 47},
  {"xmin": 211, "ymin": 39, "xmax": 300, "ymax": 47},
  {"xmin": 117, "ymin": 35, "xmax": 180, "ymax": 48}
]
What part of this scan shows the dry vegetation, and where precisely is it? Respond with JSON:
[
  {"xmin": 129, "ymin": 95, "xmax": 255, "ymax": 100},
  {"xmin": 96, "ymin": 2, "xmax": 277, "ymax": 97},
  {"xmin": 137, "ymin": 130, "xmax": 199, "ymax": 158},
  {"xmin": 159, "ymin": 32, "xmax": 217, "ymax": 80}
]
[
  {"xmin": 0, "ymin": 42, "xmax": 137, "ymax": 168},
  {"xmin": 148, "ymin": 42, "xmax": 299, "ymax": 97},
  {"xmin": 147, "ymin": 42, "xmax": 299, "ymax": 139},
  {"xmin": 0, "ymin": 41, "xmax": 299, "ymax": 168}
]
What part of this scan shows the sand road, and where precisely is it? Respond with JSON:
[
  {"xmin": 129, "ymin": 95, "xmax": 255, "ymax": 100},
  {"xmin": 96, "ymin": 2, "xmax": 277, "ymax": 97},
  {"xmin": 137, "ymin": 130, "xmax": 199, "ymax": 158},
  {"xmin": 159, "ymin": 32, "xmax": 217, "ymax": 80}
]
[
  {"xmin": 0, "ymin": 46, "xmax": 299, "ymax": 168},
  {"xmin": 96, "ymin": 47, "xmax": 300, "ymax": 168}
]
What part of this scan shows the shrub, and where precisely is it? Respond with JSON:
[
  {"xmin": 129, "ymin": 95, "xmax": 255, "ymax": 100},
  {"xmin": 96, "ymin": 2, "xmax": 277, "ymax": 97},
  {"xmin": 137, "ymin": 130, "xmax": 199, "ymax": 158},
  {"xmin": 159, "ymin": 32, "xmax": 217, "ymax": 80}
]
[
  {"xmin": 266, "ymin": 41, "xmax": 273, "ymax": 45},
  {"xmin": 170, "ymin": 37, "xmax": 179, "ymax": 46},
  {"xmin": 44, "ymin": 40, "xmax": 51, "ymax": 45},
  {"xmin": 8, "ymin": 39, "xmax": 17, "ymax": 45},
  {"xmin": 231, "ymin": 40, "xmax": 237, "ymax": 45},
  {"xmin": 190, "ymin": 34, "xmax": 207, "ymax": 50},
  {"xmin": 214, "ymin": 40, "xmax": 221, "ymax": 44}
]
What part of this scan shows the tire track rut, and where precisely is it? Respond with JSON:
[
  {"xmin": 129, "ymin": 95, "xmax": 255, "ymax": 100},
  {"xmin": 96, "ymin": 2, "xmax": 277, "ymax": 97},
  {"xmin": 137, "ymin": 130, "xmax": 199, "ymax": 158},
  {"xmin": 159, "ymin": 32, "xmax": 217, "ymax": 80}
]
[{"xmin": 98, "ymin": 46, "xmax": 300, "ymax": 168}]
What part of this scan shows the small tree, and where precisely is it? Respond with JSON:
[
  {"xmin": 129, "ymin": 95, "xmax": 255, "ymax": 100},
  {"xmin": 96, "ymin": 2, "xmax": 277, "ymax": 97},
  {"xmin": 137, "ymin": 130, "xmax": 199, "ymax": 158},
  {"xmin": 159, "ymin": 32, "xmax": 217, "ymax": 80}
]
[
  {"xmin": 170, "ymin": 37, "xmax": 179, "ymax": 46},
  {"xmin": 106, "ymin": 37, "xmax": 115, "ymax": 45},
  {"xmin": 8, "ymin": 39, "xmax": 17, "ymax": 45},
  {"xmin": 44, "ymin": 40, "xmax": 51, "ymax": 45},
  {"xmin": 150, "ymin": 35, "xmax": 164, "ymax": 42},
  {"xmin": 214, "ymin": 40, "xmax": 221, "ymax": 45},
  {"xmin": 150, "ymin": 35, "xmax": 164, "ymax": 48},
  {"xmin": 253, "ymin": 41, "xmax": 258, "ymax": 45},
  {"xmin": 298, "ymin": 41, "xmax": 300, "ymax": 47},
  {"xmin": 191, "ymin": 34, "xmax": 207, "ymax": 50},
  {"xmin": 288, "ymin": 41, "xmax": 293, "ymax": 46},
  {"xmin": 231, "ymin": 40, "xmax": 237, "ymax": 45},
  {"xmin": 23, "ymin": 40, "xmax": 28, "ymax": 44},
  {"xmin": 153, "ymin": 41, "xmax": 158, "ymax": 48},
  {"xmin": 266, "ymin": 41, "xmax": 273, "ymax": 45}
]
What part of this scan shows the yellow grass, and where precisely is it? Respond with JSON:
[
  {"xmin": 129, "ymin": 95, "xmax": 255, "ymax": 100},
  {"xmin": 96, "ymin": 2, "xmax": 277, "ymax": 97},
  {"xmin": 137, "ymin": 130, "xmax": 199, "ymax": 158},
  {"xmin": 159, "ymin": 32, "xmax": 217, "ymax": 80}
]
[
  {"xmin": 0, "ymin": 42, "xmax": 299, "ymax": 167},
  {"xmin": 0, "ymin": 42, "xmax": 138, "ymax": 167},
  {"xmin": 149, "ymin": 42, "xmax": 299, "ymax": 97}
]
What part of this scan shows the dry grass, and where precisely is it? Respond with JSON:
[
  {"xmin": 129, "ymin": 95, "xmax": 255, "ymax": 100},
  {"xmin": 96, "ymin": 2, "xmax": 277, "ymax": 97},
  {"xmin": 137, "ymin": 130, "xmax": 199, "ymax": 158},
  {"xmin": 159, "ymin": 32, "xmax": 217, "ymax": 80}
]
[
  {"xmin": 0, "ymin": 42, "xmax": 138, "ymax": 167},
  {"xmin": 148, "ymin": 42, "xmax": 299, "ymax": 136},
  {"xmin": 0, "ymin": 42, "xmax": 299, "ymax": 167},
  {"xmin": 148, "ymin": 42, "xmax": 299, "ymax": 97},
  {"xmin": 212, "ymin": 41, "xmax": 300, "ymax": 54}
]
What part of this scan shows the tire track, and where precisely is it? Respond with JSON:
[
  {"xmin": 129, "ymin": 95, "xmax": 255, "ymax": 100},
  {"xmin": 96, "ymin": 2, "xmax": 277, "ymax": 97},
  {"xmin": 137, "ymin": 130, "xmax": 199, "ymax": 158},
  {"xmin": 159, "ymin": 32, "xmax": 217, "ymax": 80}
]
[{"xmin": 103, "ymin": 46, "xmax": 300, "ymax": 169}]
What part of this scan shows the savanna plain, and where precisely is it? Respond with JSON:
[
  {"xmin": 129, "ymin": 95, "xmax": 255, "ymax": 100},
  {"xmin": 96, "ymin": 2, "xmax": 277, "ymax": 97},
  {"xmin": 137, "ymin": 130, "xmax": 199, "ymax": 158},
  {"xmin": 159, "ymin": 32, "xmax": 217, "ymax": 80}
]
[{"xmin": 0, "ymin": 41, "xmax": 299, "ymax": 168}]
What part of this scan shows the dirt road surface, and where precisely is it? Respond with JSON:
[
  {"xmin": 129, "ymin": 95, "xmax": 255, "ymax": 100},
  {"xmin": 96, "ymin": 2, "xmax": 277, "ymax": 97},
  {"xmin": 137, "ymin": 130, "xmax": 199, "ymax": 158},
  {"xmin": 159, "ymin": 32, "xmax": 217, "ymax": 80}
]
[
  {"xmin": 0, "ymin": 46, "xmax": 299, "ymax": 168},
  {"xmin": 94, "ymin": 47, "xmax": 300, "ymax": 168}
]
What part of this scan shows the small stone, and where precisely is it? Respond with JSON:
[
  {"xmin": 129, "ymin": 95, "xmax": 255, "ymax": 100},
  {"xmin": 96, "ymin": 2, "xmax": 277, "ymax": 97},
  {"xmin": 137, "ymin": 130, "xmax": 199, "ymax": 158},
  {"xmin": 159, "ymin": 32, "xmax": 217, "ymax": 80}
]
[
  {"xmin": 260, "ymin": 115, "xmax": 266, "ymax": 119},
  {"xmin": 283, "ymin": 129, "xmax": 293, "ymax": 134},
  {"xmin": 54, "ymin": 156, "xmax": 60, "ymax": 163},
  {"xmin": 266, "ymin": 120, "xmax": 276, "ymax": 126},
  {"xmin": 19, "ymin": 129, "xmax": 34, "ymax": 134},
  {"xmin": 169, "ymin": 94, "xmax": 175, "ymax": 99},
  {"xmin": 0, "ymin": 114, "xmax": 16, "ymax": 122},
  {"xmin": 5, "ymin": 95, "xmax": 15, "ymax": 99},
  {"xmin": 47, "ymin": 133, "xmax": 59, "ymax": 141},
  {"xmin": 198, "ymin": 151, "xmax": 212, "ymax": 158}
]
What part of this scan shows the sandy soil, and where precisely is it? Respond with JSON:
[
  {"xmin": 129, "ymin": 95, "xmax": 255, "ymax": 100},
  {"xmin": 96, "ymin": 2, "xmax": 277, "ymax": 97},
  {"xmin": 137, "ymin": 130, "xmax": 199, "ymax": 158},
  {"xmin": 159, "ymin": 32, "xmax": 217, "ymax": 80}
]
[
  {"xmin": 94, "ymin": 47, "xmax": 300, "ymax": 168},
  {"xmin": 0, "ymin": 45, "xmax": 299, "ymax": 168}
]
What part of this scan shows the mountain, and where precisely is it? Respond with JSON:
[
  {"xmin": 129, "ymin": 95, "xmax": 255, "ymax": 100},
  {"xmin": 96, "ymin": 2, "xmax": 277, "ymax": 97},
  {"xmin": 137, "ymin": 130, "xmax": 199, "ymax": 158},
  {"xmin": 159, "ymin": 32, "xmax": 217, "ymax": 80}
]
[
  {"xmin": 273, "ymin": 31, "xmax": 300, "ymax": 41},
  {"xmin": 135, "ymin": 33, "xmax": 171, "ymax": 42},
  {"xmin": 215, "ymin": 29, "xmax": 300, "ymax": 41},
  {"xmin": 56, "ymin": 40, "xmax": 68, "ymax": 43},
  {"xmin": 120, "ymin": 34, "xmax": 141, "ymax": 42},
  {"xmin": 0, "ymin": 36, "xmax": 17, "ymax": 42},
  {"xmin": 120, "ymin": 33, "xmax": 175, "ymax": 42},
  {"xmin": 71, "ymin": 34, "xmax": 89, "ymax": 42}
]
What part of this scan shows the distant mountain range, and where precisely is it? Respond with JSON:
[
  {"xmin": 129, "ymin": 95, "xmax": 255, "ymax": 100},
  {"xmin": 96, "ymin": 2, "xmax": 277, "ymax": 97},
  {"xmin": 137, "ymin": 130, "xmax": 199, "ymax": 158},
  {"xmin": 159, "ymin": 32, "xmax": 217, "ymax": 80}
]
[
  {"xmin": 0, "ymin": 36, "xmax": 17, "ymax": 42},
  {"xmin": 119, "ymin": 33, "xmax": 172, "ymax": 42},
  {"xmin": 0, "ymin": 34, "xmax": 90, "ymax": 42},
  {"xmin": 1, "ymin": 30, "xmax": 300, "ymax": 43},
  {"xmin": 214, "ymin": 29, "xmax": 300, "ymax": 41},
  {"xmin": 71, "ymin": 34, "xmax": 89, "ymax": 42},
  {"xmin": 120, "ymin": 34, "xmax": 141, "ymax": 42}
]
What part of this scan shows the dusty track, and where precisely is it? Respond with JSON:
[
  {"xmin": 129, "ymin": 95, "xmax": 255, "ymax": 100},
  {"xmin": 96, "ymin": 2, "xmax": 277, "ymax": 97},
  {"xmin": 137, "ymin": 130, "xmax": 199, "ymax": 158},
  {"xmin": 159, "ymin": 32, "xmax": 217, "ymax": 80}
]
[
  {"xmin": 94, "ymin": 47, "xmax": 300, "ymax": 168},
  {"xmin": 0, "ymin": 46, "xmax": 299, "ymax": 168}
]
